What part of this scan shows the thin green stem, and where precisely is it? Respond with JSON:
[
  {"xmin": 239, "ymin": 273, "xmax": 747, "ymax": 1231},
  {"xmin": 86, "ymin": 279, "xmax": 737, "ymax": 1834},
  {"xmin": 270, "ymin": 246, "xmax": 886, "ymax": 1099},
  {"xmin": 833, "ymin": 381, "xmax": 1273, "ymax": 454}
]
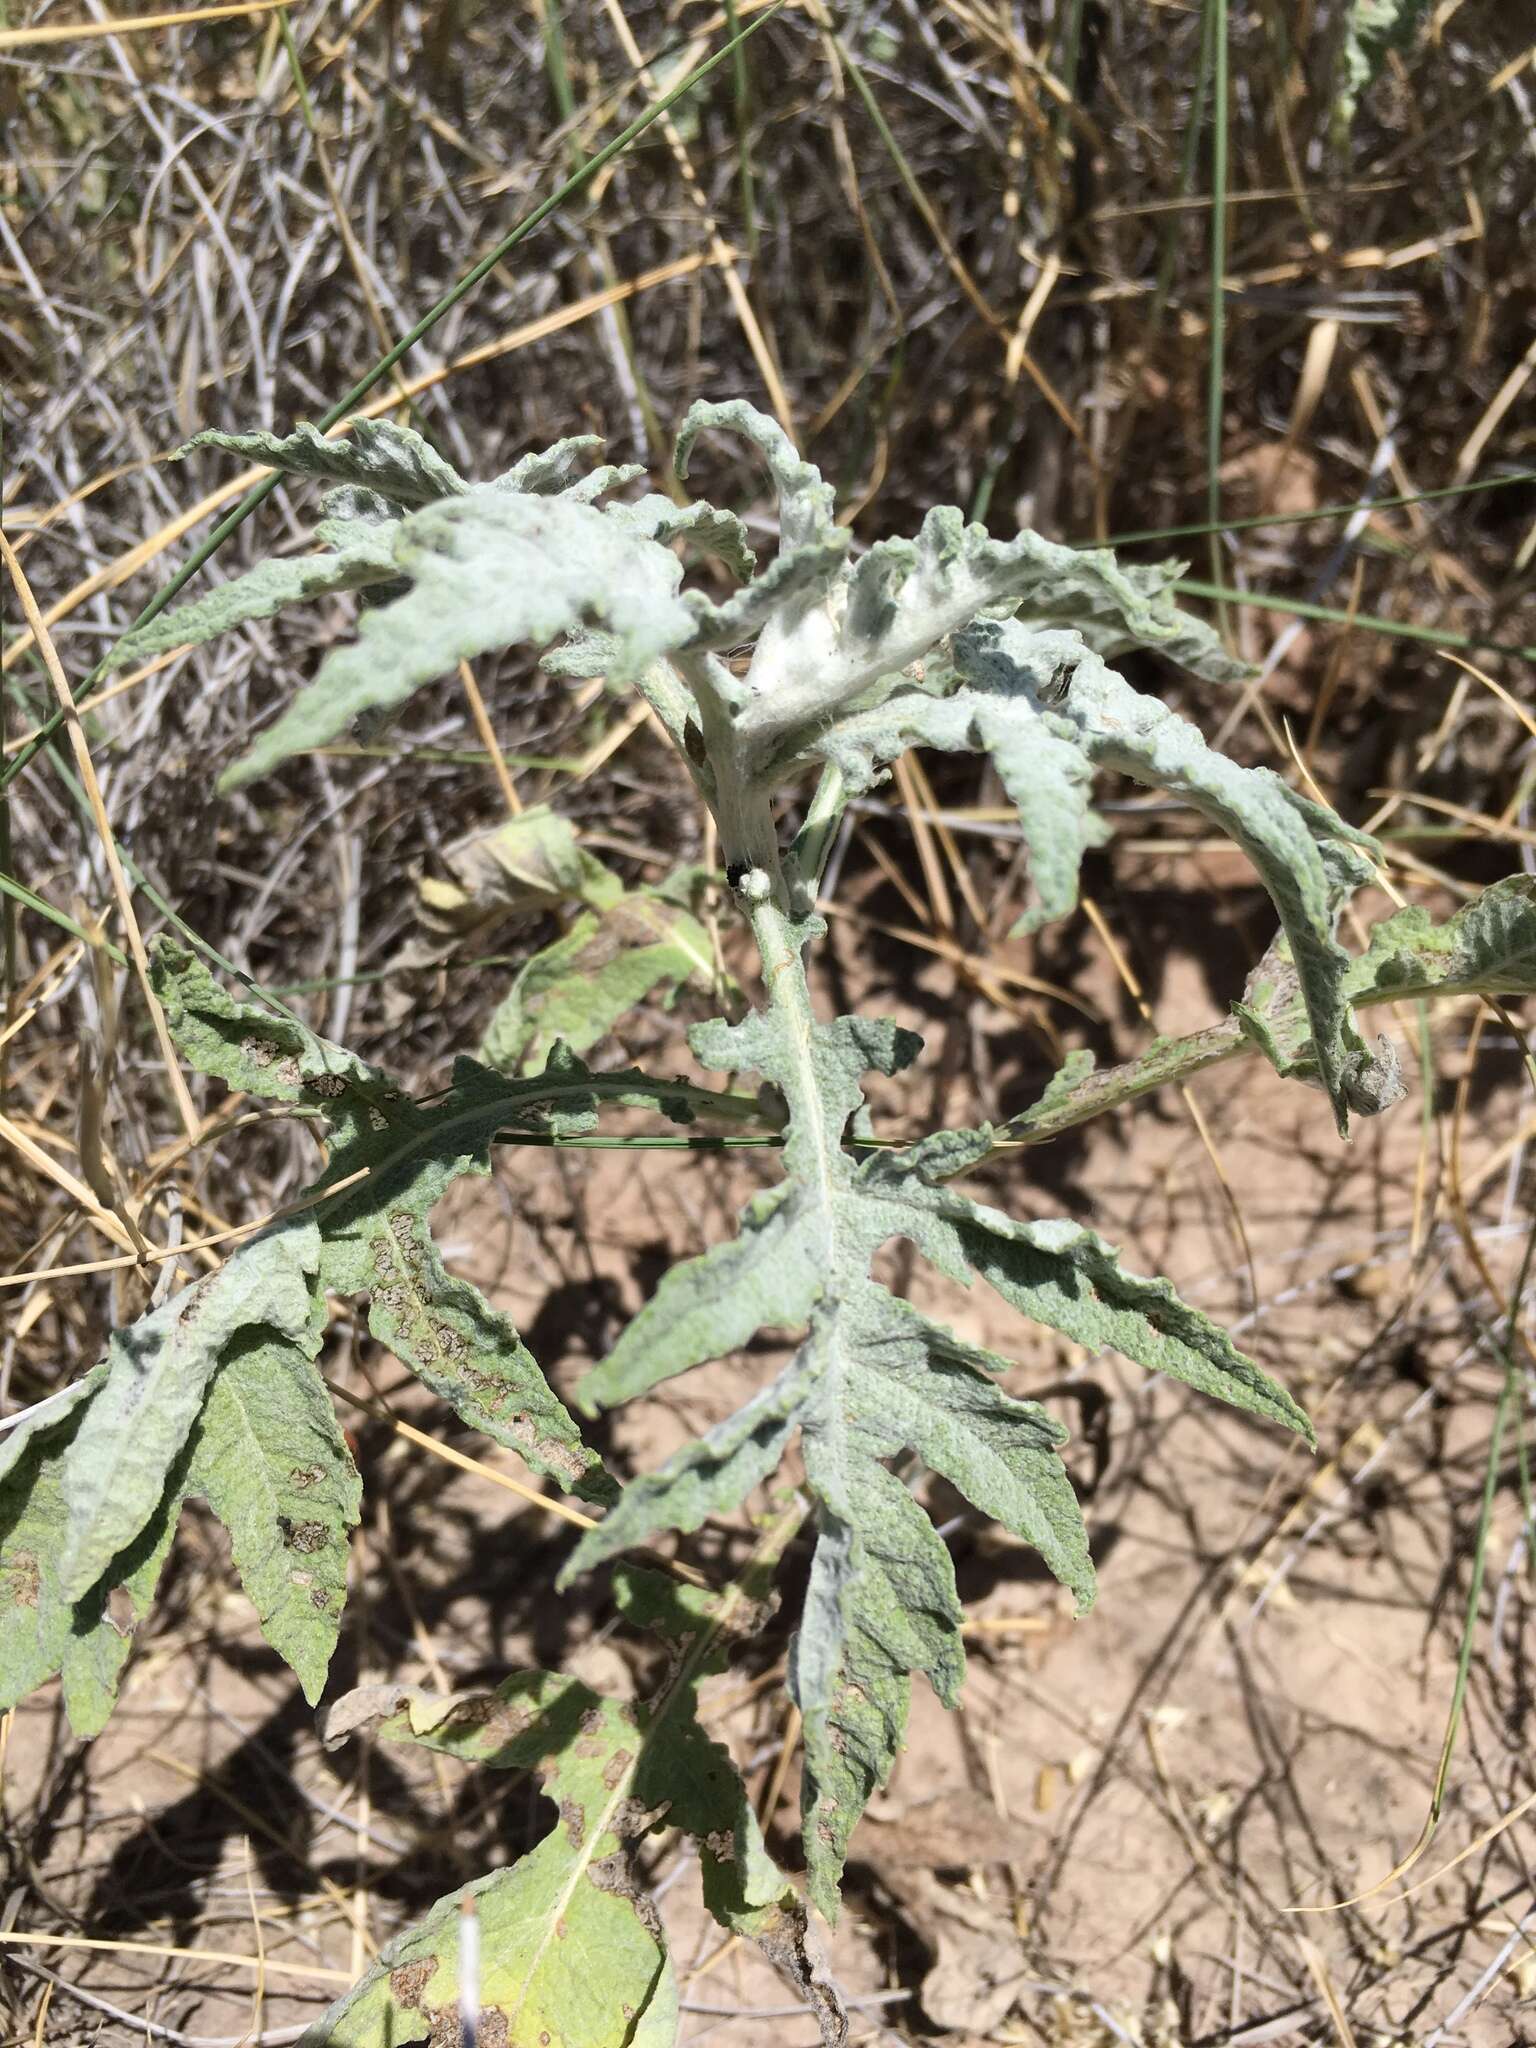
[
  {"xmin": 1096, "ymin": 469, "xmax": 1536, "ymax": 550},
  {"xmin": 1204, "ymin": 0, "xmax": 1230, "ymax": 626},
  {"xmin": 1172, "ymin": 576, "xmax": 1536, "ymax": 662},
  {"xmin": 1151, "ymin": 0, "xmax": 1216, "ymax": 324},
  {"xmin": 277, "ymin": 8, "xmax": 317, "ymax": 131},
  {"xmin": 721, "ymin": 0, "xmax": 759, "ymax": 262},
  {"xmin": 0, "ymin": 870, "xmax": 126, "ymax": 962}
]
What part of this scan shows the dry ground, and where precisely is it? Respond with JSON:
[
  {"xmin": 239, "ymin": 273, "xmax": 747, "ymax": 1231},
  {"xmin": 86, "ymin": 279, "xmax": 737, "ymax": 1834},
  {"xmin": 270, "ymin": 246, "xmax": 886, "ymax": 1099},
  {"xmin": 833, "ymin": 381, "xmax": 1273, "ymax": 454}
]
[{"xmin": 4, "ymin": 1, "xmax": 1536, "ymax": 2042}]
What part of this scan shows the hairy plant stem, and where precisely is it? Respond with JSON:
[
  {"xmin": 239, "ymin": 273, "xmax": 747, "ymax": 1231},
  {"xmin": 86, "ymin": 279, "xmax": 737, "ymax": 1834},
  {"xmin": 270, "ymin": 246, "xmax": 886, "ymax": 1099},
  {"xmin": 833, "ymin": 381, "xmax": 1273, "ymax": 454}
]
[
  {"xmin": 743, "ymin": 891, "xmax": 830, "ymax": 1149},
  {"xmin": 678, "ymin": 652, "xmax": 783, "ymax": 885}
]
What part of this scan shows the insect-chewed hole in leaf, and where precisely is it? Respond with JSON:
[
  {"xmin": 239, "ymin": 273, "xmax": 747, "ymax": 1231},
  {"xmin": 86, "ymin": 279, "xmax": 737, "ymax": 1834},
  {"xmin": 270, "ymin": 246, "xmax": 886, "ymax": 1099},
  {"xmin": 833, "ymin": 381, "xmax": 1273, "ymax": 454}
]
[{"xmin": 103, "ymin": 1587, "xmax": 139, "ymax": 1636}]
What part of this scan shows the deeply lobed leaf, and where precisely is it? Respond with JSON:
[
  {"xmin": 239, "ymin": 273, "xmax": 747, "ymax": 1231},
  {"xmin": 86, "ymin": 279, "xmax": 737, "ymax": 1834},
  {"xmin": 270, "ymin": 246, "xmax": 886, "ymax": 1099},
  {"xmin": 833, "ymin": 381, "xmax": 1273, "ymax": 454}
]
[
  {"xmin": 220, "ymin": 491, "xmax": 700, "ymax": 789},
  {"xmin": 566, "ymin": 907, "xmax": 1303, "ymax": 1912},
  {"xmin": 950, "ymin": 619, "xmax": 1393, "ymax": 1134},
  {"xmin": 104, "ymin": 522, "xmax": 402, "ymax": 672},
  {"xmin": 180, "ymin": 418, "xmax": 468, "ymax": 505}
]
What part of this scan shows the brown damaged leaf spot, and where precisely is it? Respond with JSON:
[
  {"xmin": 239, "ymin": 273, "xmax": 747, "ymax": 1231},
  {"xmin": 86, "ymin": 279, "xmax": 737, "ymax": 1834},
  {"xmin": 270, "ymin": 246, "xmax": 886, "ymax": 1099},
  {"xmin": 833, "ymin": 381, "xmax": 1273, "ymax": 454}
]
[
  {"xmin": 503, "ymin": 1411, "xmax": 590, "ymax": 1487},
  {"xmin": 442, "ymin": 1694, "xmax": 534, "ymax": 1752},
  {"xmin": 457, "ymin": 1363, "xmax": 512, "ymax": 1405},
  {"xmin": 601, "ymin": 1747, "xmax": 633, "ymax": 1790},
  {"xmin": 560, "ymin": 1799, "xmax": 584, "ymax": 1848},
  {"xmin": 304, "ymin": 1071, "xmax": 349, "ymax": 1099},
  {"xmin": 278, "ymin": 1516, "xmax": 329, "ymax": 1554},
  {"xmin": 289, "ymin": 1464, "xmax": 324, "ymax": 1490},
  {"xmin": 419, "ymin": 1997, "xmax": 510, "ymax": 2048},
  {"xmin": 587, "ymin": 1849, "xmax": 665, "ymax": 1943},
  {"xmin": 389, "ymin": 1211, "xmax": 426, "ymax": 1264},
  {"xmin": 104, "ymin": 1585, "xmax": 139, "ymax": 1635},
  {"xmin": 241, "ymin": 1034, "xmax": 303, "ymax": 1088},
  {"xmin": 753, "ymin": 1907, "xmax": 848, "ymax": 2047},
  {"xmin": 3, "ymin": 1551, "xmax": 40, "ymax": 1609},
  {"xmin": 610, "ymin": 1795, "xmax": 671, "ymax": 1838},
  {"xmin": 389, "ymin": 1956, "xmax": 439, "ymax": 2011}
]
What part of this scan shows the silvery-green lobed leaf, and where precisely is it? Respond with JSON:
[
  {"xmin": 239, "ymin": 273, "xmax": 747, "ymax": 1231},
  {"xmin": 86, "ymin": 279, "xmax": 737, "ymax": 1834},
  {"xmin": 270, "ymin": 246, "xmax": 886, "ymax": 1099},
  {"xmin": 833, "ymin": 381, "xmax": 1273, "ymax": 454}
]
[
  {"xmin": 791, "ymin": 1290, "xmax": 1091, "ymax": 1912},
  {"xmin": 796, "ymin": 681, "xmax": 1109, "ymax": 935},
  {"xmin": 606, "ymin": 492, "xmax": 757, "ymax": 581},
  {"xmin": 1343, "ymin": 873, "xmax": 1536, "ymax": 1003},
  {"xmin": 57, "ymin": 1218, "xmax": 322, "ymax": 1603},
  {"xmin": 568, "ymin": 913, "xmax": 1100, "ymax": 1909},
  {"xmin": 567, "ymin": 902, "xmax": 1314, "ymax": 1908},
  {"xmin": 180, "ymin": 418, "xmax": 467, "ymax": 506},
  {"xmin": 865, "ymin": 1122, "xmax": 1311, "ymax": 1436},
  {"xmin": 720, "ymin": 488, "xmax": 1245, "ymax": 772},
  {"xmin": 153, "ymin": 945, "xmax": 611, "ymax": 1501},
  {"xmin": 104, "ymin": 522, "xmax": 402, "ymax": 671},
  {"xmin": 220, "ymin": 491, "xmax": 700, "ymax": 790},
  {"xmin": 304, "ymin": 1564, "xmax": 844, "ymax": 2048},
  {"xmin": 1022, "ymin": 557, "xmax": 1253, "ymax": 685},
  {"xmin": 676, "ymin": 398, "xmax": 838, "ymax": 551},
  {"xmin": 490, "ymin": 433, "xmax": 609, "ymax": 496},
  {"xmin": 558, "ymin": 462, "xmax": 650, "ymax": 503},
  {"xmin": 953, "ymin": 619, "xmax": 1391, "ymax": 1134},
  {"xmin": 965, "ymin": 1209, "xmax": 1309, "ymax": 1439},
  {"xmin": 1232, "ymin": 875, "xmax": 1536, "ymax": 1109},
  {"xmin": 2, "ymin": 1237, "xmax": 354, "ymax": 1721},
  {"xmin": 684, "ymin": 537, "xmax": 853, "ymax": 652}
]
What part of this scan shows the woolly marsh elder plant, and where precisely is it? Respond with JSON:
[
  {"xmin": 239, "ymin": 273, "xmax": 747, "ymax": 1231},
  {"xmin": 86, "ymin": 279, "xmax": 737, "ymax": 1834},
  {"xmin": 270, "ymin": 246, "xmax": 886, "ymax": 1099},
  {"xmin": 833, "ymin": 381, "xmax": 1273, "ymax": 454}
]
[{"xmin": 8, "ymin": 402, "xmax": 1535, "ymax": 2046}]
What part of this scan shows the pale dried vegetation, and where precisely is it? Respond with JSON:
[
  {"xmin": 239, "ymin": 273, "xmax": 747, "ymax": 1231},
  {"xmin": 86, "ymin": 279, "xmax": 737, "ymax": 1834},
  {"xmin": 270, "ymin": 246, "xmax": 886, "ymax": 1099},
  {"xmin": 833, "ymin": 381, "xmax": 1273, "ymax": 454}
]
[{"xmin": 3, "ymin": 1, "xmax": 1536, "ymax": 2043}]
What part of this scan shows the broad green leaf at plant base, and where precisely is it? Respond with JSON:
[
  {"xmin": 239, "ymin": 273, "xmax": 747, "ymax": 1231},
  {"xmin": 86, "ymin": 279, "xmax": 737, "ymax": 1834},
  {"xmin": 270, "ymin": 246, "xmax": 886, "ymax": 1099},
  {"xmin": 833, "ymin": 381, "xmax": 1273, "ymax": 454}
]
[
  {"xmin": 57, "ymin": 1218, "xmax": 322, "ymax": 1602},
  {"xmin": 0, "ymin": 1373, "xmax": 181, "ymax": 1738},
  {"xmin": 301, "ymin": 1566, "xmax": 845, "ymax": 2048}
]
